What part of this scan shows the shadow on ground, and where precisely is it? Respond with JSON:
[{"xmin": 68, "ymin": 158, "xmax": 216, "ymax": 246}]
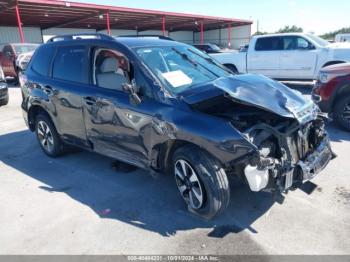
[
  {"xmin": 326, "ymin": 123, "xmax": 350, "ymax": 142},
  {"xmin": 0, "ymin": 130, "xmax": 276, "ymax": 238}
]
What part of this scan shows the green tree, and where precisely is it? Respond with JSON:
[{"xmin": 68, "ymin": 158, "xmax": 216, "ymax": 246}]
[
  {"xmin": 320, "ymin": 27, "xmax": 350, "ymax": 40},
  {"xmin": 253, "ymin": 31, "xmax": 269, "ymax": 36},
  {"xmin": 276, "ymin": 25, "xmax": 303, "ymax": 33}
]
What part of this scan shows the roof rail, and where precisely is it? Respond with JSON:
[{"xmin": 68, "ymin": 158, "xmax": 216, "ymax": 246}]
[
  {"xmin": 47, "ymin": 33, "xmax": 115, "ymax": 43},
  {"xmin": 116, "ymin": 35, "xmax": 174, "ymax": 41}
]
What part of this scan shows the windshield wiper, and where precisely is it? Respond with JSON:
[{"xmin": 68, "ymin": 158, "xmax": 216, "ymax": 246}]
[
  {"xmin": 172, "ymin": 48, "xmax": 219, "ymax": 77},
  {"xmin": 171, "ymin": 47, "xmax": 198, "ymax": 67},
  {"xmin": 187, "ymin": 48, "xmax": 232, "ymax": 74}
]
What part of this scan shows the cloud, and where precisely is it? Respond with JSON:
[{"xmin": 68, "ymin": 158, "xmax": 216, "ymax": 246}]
[{"xmin": 288, "ymin": 0, "xmax": 297, "ymax": 7}]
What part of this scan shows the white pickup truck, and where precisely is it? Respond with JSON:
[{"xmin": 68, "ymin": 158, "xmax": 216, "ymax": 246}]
[{"xmin": 212, "ymin": 33, "xmax": 350, "ymax": 80}]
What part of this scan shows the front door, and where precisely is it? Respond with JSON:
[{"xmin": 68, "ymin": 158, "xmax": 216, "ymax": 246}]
[
  {"xmin": 82, "ymin": 47, "xmax": 159, "ymax": 168},
  {"xmin": 279, "ymin": 36, "xmax": 318, "ymax": 79}
]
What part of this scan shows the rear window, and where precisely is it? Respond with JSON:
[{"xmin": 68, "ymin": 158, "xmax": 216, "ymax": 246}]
[
  {"xmin": 255, "ymin": 37, "xmax": 283, "ymax": 51},
  {"xmin": 31, "ymin": 45, "xmax": 55, "ymax": 77},
  {"xmin": 52, "ymin": 46, "xmax": 86, "ymax": 83}
]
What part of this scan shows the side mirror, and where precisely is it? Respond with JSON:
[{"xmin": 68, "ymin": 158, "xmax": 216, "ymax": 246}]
[{"xmin": 122, "ymin": 79, "xmax": 141, "ymax": 106}]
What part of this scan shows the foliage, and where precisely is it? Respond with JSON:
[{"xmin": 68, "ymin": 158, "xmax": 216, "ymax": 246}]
[
  {"xmin": 276, "ymin": 25, "xmax": 303, "ymax": 33},
  {"xmin": 320, "ymin": 27, "xmax": 350, "ymax": 40}
]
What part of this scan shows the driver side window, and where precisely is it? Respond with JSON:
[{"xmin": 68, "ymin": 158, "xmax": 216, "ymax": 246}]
[
  {"xmin": 93, "ymin": 48, "xmax": 131, "ymax": 92},
  {"xmin": 282, "ymin": 36, "xmax": 311, "ymax": 50}
]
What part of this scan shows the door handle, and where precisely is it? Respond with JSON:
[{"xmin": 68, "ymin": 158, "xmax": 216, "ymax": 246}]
[
  {"xmin": 83, "ymin": 96, "xmax": 97, "ymax": 106},
  {"xmin": 43, "ymin": 85, "xmax": 53, "ymax": 94}
]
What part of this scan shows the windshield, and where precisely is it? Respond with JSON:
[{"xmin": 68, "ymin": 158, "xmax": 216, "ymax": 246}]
[
  {"xmin": 134, "ymin": 45, "xmax": 230, "ymax": 94},
  {"xmin": 306, "ymin": 34, "xmax": 330, "ymax": 47},
  {"xmin": 13, "ymin": 44, "xmax": 39, "ymax": 55},
  {"xmin": 209, "ymin": 44, "xmax": 221, "ymax": 52}
]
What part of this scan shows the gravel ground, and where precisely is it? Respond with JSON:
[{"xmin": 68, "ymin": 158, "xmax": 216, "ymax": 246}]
[{"xmin": 0, "ymin": 84, "xmax": 349, "ymax": 255}]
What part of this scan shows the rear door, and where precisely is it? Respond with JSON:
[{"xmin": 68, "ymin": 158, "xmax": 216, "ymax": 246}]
[
  {"xmin": 247, "ymin": 36, "xmax": 282, "ymax": 78},
  {"xmin": 49, "ymin": 44, "xmax": 89, "ymax": 148},
  {"xmin": 279, "ymin": 36, "xmax": 318, "ymax": 79}
]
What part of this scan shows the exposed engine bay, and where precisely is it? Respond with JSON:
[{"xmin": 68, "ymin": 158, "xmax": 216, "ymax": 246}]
[{"xmin": 192, "ymin": 94, "xmax": 333, "ymax": 193}]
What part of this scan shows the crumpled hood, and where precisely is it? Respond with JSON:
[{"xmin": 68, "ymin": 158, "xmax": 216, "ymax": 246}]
[{"xmin": 183, "ymin": 74, "xmax": 316, "ymax": 123}]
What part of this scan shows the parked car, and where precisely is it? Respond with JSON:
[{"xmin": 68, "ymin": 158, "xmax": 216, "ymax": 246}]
[
  {"xmin": 21, "ymin": 34, "xmax": 333, "ymax": 219},
  {"xmin": 0, "ymin": 66, "xmax": 8, "ymax": 106},
  {"xmin": 0, "ymin": 43, "xmax": 39, "ymax": 82},
  {"xmin": 211, "ymin": 33, "xmax": 350, "ymax": 79},
  {"xmin": 193, "ymin": 43, "xmax": 222, "ymax": 54},
  {"xmin": 16, "ymin": 50, "xmax": 35, "ymax": 87},
  {"xmin": 312, "ymin": 63, "xmax": 350, "ymax": 131},
  {"xmin": 16, "ymin": 50, "xmax": 35, "ymax": 71}
]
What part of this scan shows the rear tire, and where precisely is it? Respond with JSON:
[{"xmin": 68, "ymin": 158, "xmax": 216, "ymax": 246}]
[
  {"xmin": 172, "ymin": 145, "xmax": 230, "ymax": 219},
  {"xmin": 333, "ymin": 94, "xmax": 350, "ymax": 131},
  {"xmin": 35, "ymin": 113, "xmax": 64, "ymax": 157}
]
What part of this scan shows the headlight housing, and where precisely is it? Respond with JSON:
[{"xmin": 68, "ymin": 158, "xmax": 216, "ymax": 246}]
[{"xmin": 318, "ymin": 71, "xmax": 330, "ymax": 83}]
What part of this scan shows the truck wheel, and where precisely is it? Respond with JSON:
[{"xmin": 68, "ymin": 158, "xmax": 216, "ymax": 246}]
[
  {"xmin": 35, "ymin": 113, "xmax": 64, "ymax": 157},
  {"xmin": 224, "ymin": 64, "xmax": 238, "ymax": 74},
  {"xmin": 172, "ymin": 145, "xmax": 230, "ymax": 219},
  {"xmin": 334, "ymin": 95, "xmax": 350, "ymax": 131}
]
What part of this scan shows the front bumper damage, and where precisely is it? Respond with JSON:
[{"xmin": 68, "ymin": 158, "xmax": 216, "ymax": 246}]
[{"xmin": 241, "ymin": 116, "xmax": 333, "ymax": 193}]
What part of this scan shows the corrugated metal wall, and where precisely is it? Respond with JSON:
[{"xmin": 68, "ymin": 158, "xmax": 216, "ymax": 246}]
[
  {"xmin": 194, "ymin": 25, "xmax": 251, "ymax": 49},
  {"xmin": 42, "ymin": 28, "xmax": 97, "ymax": 42},
  {"xmin": 0, "ymin": 26, "xmax": 42, "ymax": 43},
  {"xmin": 0, "ymin": 25, "xmax": 251, "ymax": 48},
  {"xmin": 169, "ymin": 31, "xmax": 193, "ymax": 44}
]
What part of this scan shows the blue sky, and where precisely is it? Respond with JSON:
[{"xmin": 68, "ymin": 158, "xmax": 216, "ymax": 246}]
[{"xmin": 73, "ymin": 0, "xmax": 349, "ymax": 35}]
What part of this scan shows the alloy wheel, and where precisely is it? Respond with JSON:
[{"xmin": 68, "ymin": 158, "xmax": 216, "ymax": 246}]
[
  {"xmin": 174, "ymin": 159, "xmax": 204, "ymax": 210},
  {"xmin": 37, "ymin": 120, "xmax": 54, "ymax": 153}
]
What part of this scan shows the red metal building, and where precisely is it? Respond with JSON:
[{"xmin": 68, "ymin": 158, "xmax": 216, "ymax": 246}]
[{"xmin": 0, "ymin": 0, "xmax": 252, "ymax": 47}]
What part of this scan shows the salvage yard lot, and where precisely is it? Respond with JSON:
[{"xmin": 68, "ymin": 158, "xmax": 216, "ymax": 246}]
[{"xmin": 0, "ymin": 85, "xmax": 349, "ymax": 255}]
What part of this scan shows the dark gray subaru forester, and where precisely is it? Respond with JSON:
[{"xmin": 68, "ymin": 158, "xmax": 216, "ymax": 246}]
[{"xmin": 21, "ymin": 34, "xmax": 334, "ymax": 219}]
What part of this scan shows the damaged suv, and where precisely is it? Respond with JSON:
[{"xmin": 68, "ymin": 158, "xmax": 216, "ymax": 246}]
[{"xmin": 22, "ymin": 34, "xmax": 333, "ymax": 219}]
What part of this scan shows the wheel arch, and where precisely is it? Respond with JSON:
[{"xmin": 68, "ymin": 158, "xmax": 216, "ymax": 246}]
[
  {"xmin": 27, "ymin": 104, "xmax": 53, "ymax": 132},
  {"xmin": 322, "ymin": 60, "xmax": 346, "ymax": 68},
  {"xmin": 152, "ymin": 139, "xmax": 220, "ymax": 175},
  {"xmin": 223, "ymin": 63, "xmax": 238, "ymax": 73}
]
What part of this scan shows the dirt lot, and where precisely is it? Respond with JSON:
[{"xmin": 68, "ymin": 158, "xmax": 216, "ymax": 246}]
[{"xmin": 0, "ymin": 84, "xmax": 349, "ymax": 255}]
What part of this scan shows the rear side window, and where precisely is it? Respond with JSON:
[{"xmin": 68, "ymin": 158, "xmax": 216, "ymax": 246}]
[
  {"xmin": 52, "ymin": 46, "xmax": 86, "ymax": 83},
  {"xmin": 255, "ymin": 37, "xmax": 283, "ymax": 51},
  {"xmin": 31, "ymin": 45, "xmax": 54, "ymax": 76}
]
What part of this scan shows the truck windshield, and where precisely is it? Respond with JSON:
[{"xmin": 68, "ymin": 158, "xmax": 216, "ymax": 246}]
[
  {"xmin": 135, "ymin": 45, "xmax": 230, "ymax": 94},
  {"xmin": 12, "ymin": 44, "xmax": 39, "ymax": 55},
  {"xmin": 306, "ymin": 34, "xmax": 330, "ymax": 47}
]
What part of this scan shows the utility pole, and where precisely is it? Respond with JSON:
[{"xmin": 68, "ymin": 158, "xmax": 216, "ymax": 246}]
[{"xmin": 257, "ymin": 20, "xmax": 259, "ymax": 34}]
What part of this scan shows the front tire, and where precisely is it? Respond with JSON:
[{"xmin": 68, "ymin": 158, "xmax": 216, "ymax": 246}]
[
  {"xmin": 172, "ymin": 145, "xmax": 230, "ymax": 219},
  {"xmin": 35, "ymin": 114, "xmax": 64, "ymax": 157},
  {"xmin": 334, "ymin": 94, "xmax": 350, "ymax": 131}
]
